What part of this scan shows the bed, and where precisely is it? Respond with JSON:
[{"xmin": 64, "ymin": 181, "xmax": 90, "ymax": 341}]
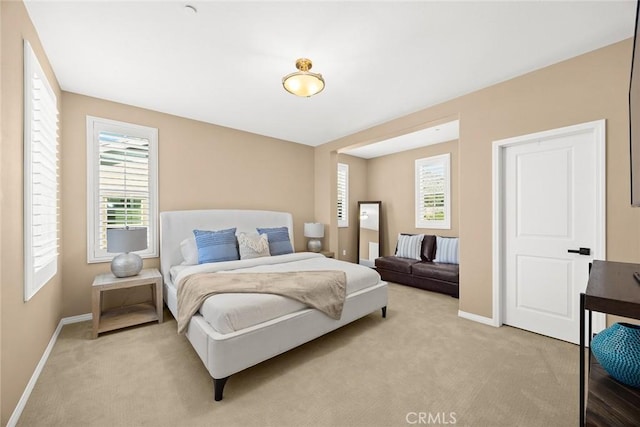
[{"xmin": 159, "ymin": 209, "xmax": 388, "ymax": 401}]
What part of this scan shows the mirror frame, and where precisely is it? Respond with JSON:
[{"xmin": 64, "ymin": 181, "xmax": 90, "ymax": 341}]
[{"xmin": 357, "ymin": 201, "xmax": 382, "ymax": 266}]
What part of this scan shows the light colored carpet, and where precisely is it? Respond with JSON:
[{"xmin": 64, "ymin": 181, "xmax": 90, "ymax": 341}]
[{"xmin": 18, "ymin": 283, "xmax": 578, "ymax": 427}]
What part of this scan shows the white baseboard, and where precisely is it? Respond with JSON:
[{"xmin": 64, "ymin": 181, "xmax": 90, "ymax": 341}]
[
  {"xmin": 61, "ymin": 313, "xmax": 92, "ymax": 325},
  {"xmin": 7, "ymin": 313, "xmax": 92, "ymax": 427},
  {"xmin": 458, "ymin": 310, "xmax": 499, "ymax": 327}
]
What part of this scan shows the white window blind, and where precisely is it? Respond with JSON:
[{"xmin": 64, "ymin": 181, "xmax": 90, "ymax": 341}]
[
  {"xmin": 337, "ymin": 163, "xmax": 349, "ymax": 227},
  {"xmin": 23, "ymin": 40, "xmax": 59, "ymax": 301},
  {"xmin": 87, "ymin": 117, "xmax": 158, "ymax": 262},
  {"xmin": 415, "ymin": 153, "xmax": 451, "ymax": 229}
]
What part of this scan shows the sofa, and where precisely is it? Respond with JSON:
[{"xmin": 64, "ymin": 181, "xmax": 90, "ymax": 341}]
[{"xmin": 374, "ymin": 234, "xmax": 459, "ymax": 298}]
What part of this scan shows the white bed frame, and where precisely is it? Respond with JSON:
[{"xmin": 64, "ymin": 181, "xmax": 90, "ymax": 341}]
[{"xmin": 159, "ymin": 209, "xmax": 388, "ymax": 401}]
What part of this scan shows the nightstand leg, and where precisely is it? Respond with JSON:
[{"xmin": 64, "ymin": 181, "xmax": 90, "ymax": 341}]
[
  {"xmin": 92, "ymin": 288, "xmax": 101, "ymax": 339},
  {"xmin": 155, "ymin": 280, "xmax": 163, "ymax": 323}
]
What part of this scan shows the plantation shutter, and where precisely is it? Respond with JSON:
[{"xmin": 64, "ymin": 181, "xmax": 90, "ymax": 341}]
[
  {"xmin": 24, "ymin": 40, "xmax": 59, "ymax": 301},
  {"xmin": 97, "ymin": 132, "xmax": 150, "ymax": 250},
  {"xmin": 87, "ymin": 116, "xmax": 158, "ymax": 262},
  {"xmin": 418, "ymin": 161, "xmax": 445, "ymax": 220},
  {"xmin": 337, "ymin": 163, "xmax": 349, "ymax": 227},
  {"xmin": 415, "ymin": 154, "xmax": 451, "ymax": 229}
]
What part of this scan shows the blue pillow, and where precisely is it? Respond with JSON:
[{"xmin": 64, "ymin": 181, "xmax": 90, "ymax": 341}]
[
  {"xmin": 193, "ymin": 228, "xmax": 239, "ymax": 264},
  {"xmin": 256, "ymin": 226, "xmax": 293, "ymax": 256},
  {"xmin": 434, "ymin": 236, "xmax": 459, "ymax": 264}
]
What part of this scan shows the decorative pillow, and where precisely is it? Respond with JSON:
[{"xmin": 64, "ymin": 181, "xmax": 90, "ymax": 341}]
[
  {"xmin": 238, "ymin": 232, "xmax": 271, "ymax": 260},
  {"xmin": 180, "ymin": 237, "xmax": 199, "ymax": 265},
  {"xmin": 434, "ymin": 236, "xmax": 459, "ymax": 264},
  {"xmin": 193, "ymin": 228, "xmax": 239, "ymax": 264},
  {"xmin": 396, "ymin": 234, "xmax": 424, "ymax": 260},
  {"xmin": 256, "ymin": 226, "xmax": 294, "ymax": 256}
]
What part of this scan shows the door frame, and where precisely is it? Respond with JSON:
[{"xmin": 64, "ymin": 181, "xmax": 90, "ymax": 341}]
[{"xmin": 492, "ymin": 119, "xmax": 607, "ymax": 334}]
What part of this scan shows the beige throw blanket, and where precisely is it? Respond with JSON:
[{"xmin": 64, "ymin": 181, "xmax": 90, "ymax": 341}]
[{"xmin": 177, "ymin": 271, "xmax": 347, "ymax": 334}]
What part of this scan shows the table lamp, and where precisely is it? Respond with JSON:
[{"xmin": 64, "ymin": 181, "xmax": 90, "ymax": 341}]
[
  {"xmin": 107, "ymin": 227, "xmax": 147, "ymax": 277},
  {"xmin": 304, "ymin": 222, "xmax": 324, "ymax": 252}
]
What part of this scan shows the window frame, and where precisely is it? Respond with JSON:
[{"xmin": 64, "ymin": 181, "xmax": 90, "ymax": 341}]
[
  {"xmin": 337, "ymin": 163, "xmax": 349, "ymax": 228},
  {"xmin": 23, "ymin": 40, "xmax": 59, "ymax": 301},
  {"xmin": 415, "ymin": 153, "xmax": 451, "ymax": 229},
  {"xmin": 86, "ymin": 116, "xmax": 159, "ymax": 263}
]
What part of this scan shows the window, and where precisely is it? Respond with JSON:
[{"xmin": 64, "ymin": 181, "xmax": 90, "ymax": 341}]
[
  {"xmin": 337, "ymin": 163, "xmax": 349, "ymax": 227},
  {"xmin": 23, "ymin": 40, "xmax": 59, "ymax": 301},
  {"xmin": 87, "ymin": 116, "xmax": 158, "ymax": 262},
  {"xmin": 415, "ymin": 153, "xmax": 451, "ymax": 229}
]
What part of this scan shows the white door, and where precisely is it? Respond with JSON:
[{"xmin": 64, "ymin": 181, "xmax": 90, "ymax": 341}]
[{"xmin": 503, "ymin": 121, "xmax": 605, "ymax": 344}]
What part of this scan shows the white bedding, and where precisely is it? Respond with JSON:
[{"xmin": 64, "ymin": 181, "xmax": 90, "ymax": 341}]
[
  {"xmin": 160, "ymin": 209, "xmax": 388, "ymax": 400},
  {"xmin": 171, "ymin": 252, "xmax": 381, "ymax": 334}
]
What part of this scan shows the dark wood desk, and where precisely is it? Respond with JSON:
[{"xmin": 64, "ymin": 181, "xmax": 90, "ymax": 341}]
[{"xmin": 580, "ymin": 260, "xmax": 640, "ymax": 426}]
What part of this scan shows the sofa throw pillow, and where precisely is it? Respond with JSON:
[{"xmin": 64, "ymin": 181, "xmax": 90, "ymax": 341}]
[
  {"xmin": 256, "ymin": 226, "xmax": 294, "ymax": 256},
  {"xmin": 193, "ymin": 228, "xmax": 239, "ymax": 264},
  {"xmin": 238, "ymin": 232, "xmax": 271, "ymax": 260},
  {"xmin": 434, "ymin": 236, "xmax": 459, "ymax": 264},
  {"xmin": 395, "ymin": 234, "xmax": 424, "ymax": 260},
  {"xmin": 180, "ymin": 237, "xmax": 199, "ymax": 265}
]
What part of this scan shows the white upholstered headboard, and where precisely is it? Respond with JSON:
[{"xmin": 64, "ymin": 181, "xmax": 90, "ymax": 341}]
[{"xmin": 159, "ymin": 209, "xmax": 295, "ymax": 283}]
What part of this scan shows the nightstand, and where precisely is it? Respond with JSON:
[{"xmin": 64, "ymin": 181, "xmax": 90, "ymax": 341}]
[
  {"xmin": 320, "ymin": 251, "xmax": 335, "ymax": 258},
  {"xmin": 92, "ymin": 268, "xmax": 163, "ymax": 338}
]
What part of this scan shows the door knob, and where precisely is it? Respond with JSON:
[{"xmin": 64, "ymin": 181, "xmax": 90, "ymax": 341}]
[{"xmin": 568, "ymin": 247, "xmax": 591, "ymax": 256}]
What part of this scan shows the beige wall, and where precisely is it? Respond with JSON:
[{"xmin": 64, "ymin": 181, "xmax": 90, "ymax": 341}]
[
  {"xmin": 0, "ymin": 1, "xmax": 64, "ymax": 424},
  {"xmin": 336, "ymin": 154, "xmax": 367, "ymax": 262},
  {"xmin": 367, "ymin": 139, "xmax": 459, "ymax": 257},
  {"xmin": 0, "ymin": 5, "xmax": 637, "ymax": 422},
  {"xmin": 61, "ymin": 93, "xmax": 315, "ymax": 317},
  {"xmin": 316, "ymin": 39, "xmax": 638, "ymax": 319}
]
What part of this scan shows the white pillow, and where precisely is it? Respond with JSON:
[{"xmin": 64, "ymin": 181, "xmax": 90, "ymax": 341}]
[
  {"xmin": 395, "ymin": 234, "xmax": 423, "ymax": 260},
  {"xmin": 238, "ymin": 232, "xmax": 270, "ymax": 260},
  {"xmin": 434, "ymin": 236, "xmax": 459, "ymax": 264},
  {"xmin": 180, "ymin": 237, "xmax": 199, "ymax": 265}
]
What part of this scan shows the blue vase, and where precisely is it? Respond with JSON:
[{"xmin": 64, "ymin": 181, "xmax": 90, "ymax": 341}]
[{"xmin": 591, "ymin": 322, "xmax": 640, "ymax": 388}]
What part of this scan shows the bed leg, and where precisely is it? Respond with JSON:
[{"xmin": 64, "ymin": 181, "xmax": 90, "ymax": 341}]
[
  {"xmin": 381, "ymin": 306, "xmax": 387, "ymax": 318},
  {"xmin": 213, "ymin": 376, "xmax": 229, "ymax": 401}
]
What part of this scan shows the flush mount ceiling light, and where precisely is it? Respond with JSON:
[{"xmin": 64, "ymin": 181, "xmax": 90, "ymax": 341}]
[{"xmin": 282, "ymin": 58, "xmax": 325, "ymax": 97}]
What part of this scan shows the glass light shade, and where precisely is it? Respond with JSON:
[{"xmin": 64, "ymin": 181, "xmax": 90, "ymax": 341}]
[
  {"xmin": 283, "ymin": 73, "xmax": 325, "ymax": 97},
  {"xmin": 304, "ymin": 222, "xmax": 324, "ymax": 238},
  {"xmin": 107, "ymin": 227, "xmax": 147, "ymax": 253},
  {"xmin": 282, "ymin": 58, "xmax": 325, "ymax": 97}
]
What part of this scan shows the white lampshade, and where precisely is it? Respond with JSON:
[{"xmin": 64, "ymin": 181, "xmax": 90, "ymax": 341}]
[
  {"xmin": 107, "ymin": 227, "xmax": 147, "ymax": 253},
  {"xmin": 304, "ymin": 223, "xmax": 324, "ymax": 238},
  {"xmin": 107, "ymin": 227, "xmax": 147, "ymax": 277}
]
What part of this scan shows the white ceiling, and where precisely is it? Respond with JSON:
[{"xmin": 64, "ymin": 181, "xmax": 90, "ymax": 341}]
[
  {"xmin": 342, "ymin": 119, "xmax": 459, "ymax": 159},
  {"xmin": 24, "ymin": 0, "xmax": 636, "ymax": 149}
]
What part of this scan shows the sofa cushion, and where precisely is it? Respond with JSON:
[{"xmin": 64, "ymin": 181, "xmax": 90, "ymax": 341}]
[
  {"xmin": 412, "ymin": 262, "xmax": 459, "ymax": 283},
  {"xmin": 421, "ymin": 235, "xmax": 437, "ymax": 261},
  {"xmin": 375, "ymin": 256, "xmax": 420, "ymax": 274},
  {"xmin": 434, "ymin": 236, "xmax": 459, "ymax": 264},
  {"xmin": 396, "ymin": 234, "xmax": 424, "ymax": 260},
  {"xmin": 396, "ymin": 233, "xmax": 437, "ymax": 261}
]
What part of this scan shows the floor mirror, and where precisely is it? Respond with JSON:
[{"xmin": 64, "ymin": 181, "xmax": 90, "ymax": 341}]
[{"xmin": 357, "ymin": 201, "xmax": 381, "ymax": 267}]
